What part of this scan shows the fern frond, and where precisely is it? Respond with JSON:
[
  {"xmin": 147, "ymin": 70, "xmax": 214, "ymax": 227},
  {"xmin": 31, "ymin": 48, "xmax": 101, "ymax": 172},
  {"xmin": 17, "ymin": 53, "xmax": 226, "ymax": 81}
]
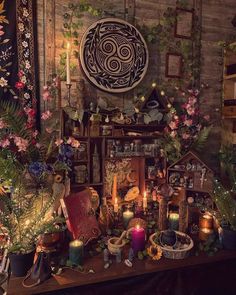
[{"xmin": 191, "ymin": 126, "xmax": 212, "ymax": 152}]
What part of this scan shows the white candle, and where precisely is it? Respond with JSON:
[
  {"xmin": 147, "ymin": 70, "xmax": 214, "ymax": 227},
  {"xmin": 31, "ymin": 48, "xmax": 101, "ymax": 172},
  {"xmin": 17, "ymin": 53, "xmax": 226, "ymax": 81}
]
[
  {"xmin": 114, "ymin": 197, "xmax": 119, "ymax": 213},
  {"xmin": 143, "ymin": 191, "xmax": 147, "ymax": 210},
  {"xmin": 66, "ymin": 41, "xmax": 71, "ymax": 85}
]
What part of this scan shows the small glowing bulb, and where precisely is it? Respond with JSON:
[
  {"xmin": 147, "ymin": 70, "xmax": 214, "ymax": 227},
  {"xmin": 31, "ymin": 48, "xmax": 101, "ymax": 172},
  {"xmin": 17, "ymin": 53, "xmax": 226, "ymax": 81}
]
[
  {"xmin": 140, "ymin": 96, "xmax": 145, "ymax": 102},
  {"xmin": 152, "ymin": 82, "xmax": 156, "ymax": 88},
  {"xmin": 167, "ymin": 103, "xmax": 172, "ymax": 108},
  {"xmin": 160, "ymin": 90, "xmax": 165, "ymax": 96}
]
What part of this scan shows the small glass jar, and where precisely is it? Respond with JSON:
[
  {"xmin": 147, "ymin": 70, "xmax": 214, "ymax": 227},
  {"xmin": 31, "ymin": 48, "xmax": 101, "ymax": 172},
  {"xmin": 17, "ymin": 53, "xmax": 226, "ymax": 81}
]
[
  {"xmin": 124, "ymin": 142, "xmax": 131, "ymax": 153},
  {"xmin": 133, "ymin": 139, "xmax": 142, "ymax": 155},
  {"xmin": 101, "ymin": 125, "xmax": 112, "ymax": 136}
]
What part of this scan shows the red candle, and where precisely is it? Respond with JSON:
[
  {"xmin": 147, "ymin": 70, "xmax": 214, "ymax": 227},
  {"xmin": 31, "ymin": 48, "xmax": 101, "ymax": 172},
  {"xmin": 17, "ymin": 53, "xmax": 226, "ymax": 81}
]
[{"xmin": 131, "ymin": 225, "xmax": 145, "ymax": 254}]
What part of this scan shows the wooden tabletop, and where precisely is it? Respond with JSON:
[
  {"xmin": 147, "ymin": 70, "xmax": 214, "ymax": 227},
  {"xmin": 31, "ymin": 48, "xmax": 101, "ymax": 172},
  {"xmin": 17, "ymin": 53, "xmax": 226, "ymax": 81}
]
[{"xmin": 7, "ymin": 250, "xmax": 236, "ymax": 295}]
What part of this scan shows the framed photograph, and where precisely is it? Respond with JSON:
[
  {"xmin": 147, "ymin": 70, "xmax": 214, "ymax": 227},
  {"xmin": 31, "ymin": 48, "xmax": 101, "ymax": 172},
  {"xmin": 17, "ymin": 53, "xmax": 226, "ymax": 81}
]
[
  {"xmin": 175, "ymin": 8, "xmax": 194, "ymax": 39},
  {"xmin": 166, "ymin": 53, "xmax": 182, "ymax": 78}
]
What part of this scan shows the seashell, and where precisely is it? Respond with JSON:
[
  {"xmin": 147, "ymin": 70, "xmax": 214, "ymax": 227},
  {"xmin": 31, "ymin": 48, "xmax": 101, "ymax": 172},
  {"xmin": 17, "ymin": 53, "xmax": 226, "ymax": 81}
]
[
  {"xmin": 124, "ymin": 186, "xmax": 139, "ymax": 202},
  {"xmin": 124, "ymin": 259, "xmax": 133, "ymax": 267}
]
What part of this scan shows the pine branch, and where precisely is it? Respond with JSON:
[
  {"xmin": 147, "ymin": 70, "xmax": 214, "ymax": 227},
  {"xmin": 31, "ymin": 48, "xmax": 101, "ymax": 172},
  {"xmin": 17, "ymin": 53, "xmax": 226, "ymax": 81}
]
[{"xmin": 191, "ymin": 126, "xmax": 212, "ymax": 152}]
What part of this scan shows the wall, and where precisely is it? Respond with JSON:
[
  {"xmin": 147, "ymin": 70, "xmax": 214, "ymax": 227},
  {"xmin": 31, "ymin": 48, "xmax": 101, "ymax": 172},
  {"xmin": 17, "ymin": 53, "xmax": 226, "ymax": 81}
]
[{"xmin": 36, "ymin": 0, "xmax": 236, "ymax": 169}]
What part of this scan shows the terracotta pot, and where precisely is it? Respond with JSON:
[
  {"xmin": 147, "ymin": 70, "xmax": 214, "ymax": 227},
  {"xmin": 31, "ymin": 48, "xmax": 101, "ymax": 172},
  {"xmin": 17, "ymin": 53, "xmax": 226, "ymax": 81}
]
[{"xmin": 9, "ymin": 250, "xmax": 35, "ymax": 277}]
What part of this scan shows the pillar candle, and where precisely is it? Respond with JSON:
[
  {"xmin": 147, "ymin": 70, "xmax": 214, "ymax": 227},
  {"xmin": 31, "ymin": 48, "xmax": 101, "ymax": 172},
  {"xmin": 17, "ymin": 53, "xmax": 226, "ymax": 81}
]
[
  {"xmin": 123, "ymin": 209, "xmax": 134, "ymax": 229},
  {"xmin": 69, "ymin": 239, "xmax": 84, "ymax": 266},
  {"xmin": 112, "ymin": 173, "xmax": 117, "ymax": 205},
  {"xmin": 131, "ymin": 225, "xmax": 145, "ymax": 254},
  {"xmin": 199, "ymin": 213, "xmax": 213, "ymax": 229},
  {"xmin": 66, "ymin": 42, "xmax": 71, "ymax": 85},
  {"xmin": 199, "ymin": 228, "xmax": 214, "ymax": 241},
  {"xmin": 168, "ymin": 212, "xmax": 179, "ymax": 230}
]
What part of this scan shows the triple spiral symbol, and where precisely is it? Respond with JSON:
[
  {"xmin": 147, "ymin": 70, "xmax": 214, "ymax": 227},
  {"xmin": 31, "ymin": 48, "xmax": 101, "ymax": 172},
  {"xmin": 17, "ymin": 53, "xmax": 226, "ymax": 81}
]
[
  {"xmin": 96, "ymin": 34, "xmax": 134, "ymax": 76},
  {"xmin": 80, "ymin": 18, "xmax": 148, "ymax": 93}
]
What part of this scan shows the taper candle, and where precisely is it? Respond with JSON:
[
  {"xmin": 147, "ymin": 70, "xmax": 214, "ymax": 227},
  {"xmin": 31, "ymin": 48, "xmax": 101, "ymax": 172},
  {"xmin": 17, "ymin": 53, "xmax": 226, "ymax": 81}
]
[
  {"xmin": 114, "ymin": 197, "xmax": 119, "ymax": 213},
  {"xmin": 131, "ymin": 224, "xmax": 145, "ymax": 254},
  {"xmin": 143, "ymin": 191, "xmax": 147, "ymax": 210},
  {"xmin": 112, "ymin": 173, "xmax": 117, "ymax": 205},
  {"xmin": 66, "ymin": 42, "xmax": 71, "ymax": 85},
  {"xmin": 69, "ymin": 239, "xmax": 84, "ymax": 266}
]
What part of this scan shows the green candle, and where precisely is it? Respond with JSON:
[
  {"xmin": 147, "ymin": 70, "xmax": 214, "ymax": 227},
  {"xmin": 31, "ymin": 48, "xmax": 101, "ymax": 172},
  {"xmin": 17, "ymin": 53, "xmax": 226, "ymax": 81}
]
[{"xmin": 69, "ymin": 239, "xmax": 84, "ymax": 266}]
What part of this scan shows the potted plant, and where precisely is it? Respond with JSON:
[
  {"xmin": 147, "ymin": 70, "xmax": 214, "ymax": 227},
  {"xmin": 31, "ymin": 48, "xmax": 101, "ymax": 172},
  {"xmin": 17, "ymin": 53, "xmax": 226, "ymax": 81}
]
[
  {"xmin": 213, "ymin": 179, "xmax": 236, "ymax": 250},
  {"xmin": 0, "ymin": 98, "xmax": 79, "ymax": 276}
]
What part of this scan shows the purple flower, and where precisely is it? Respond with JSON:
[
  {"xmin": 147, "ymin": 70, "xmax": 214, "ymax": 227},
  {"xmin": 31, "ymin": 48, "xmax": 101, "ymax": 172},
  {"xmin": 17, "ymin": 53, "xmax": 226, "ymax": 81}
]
[
  {"xmin": 28, "ymin": 162, "xmax": 46, "ymax": 178},
  {"xmin": 59, "ymin": 144, "xmax": 74, "ymax": 158}
]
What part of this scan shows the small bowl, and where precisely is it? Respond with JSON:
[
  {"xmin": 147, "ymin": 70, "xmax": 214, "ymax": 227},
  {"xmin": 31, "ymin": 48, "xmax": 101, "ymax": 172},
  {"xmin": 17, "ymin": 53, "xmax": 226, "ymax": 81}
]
[{"xmin": 108, "ymin": 237, "xmax": 126, "ymax": 255}]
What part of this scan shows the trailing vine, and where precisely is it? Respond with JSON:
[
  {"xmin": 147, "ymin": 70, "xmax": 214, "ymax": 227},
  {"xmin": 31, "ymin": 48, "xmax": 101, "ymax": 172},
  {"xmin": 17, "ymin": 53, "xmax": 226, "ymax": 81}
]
[{"xmin": 58, "ymin": 1, "xmax": 101, "ymax": 79}]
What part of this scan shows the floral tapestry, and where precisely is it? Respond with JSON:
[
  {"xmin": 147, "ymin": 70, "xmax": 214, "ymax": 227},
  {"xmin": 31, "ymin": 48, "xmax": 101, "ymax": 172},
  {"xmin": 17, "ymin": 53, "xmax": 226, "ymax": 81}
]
[{"xmin": 0, "ymin": 0, "xmax": 39, "ymax": 126}]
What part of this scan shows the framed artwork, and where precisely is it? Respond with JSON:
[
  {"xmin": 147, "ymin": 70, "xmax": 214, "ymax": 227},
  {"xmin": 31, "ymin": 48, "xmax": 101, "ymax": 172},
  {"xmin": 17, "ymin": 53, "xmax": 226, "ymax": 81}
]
[
  {"xmin": 165, "ymin": 53, "xmax": 182, "ymax": 78},
  {"xmin": 175, "ymin": 8, "xmax": 194, "ymax": 39}
]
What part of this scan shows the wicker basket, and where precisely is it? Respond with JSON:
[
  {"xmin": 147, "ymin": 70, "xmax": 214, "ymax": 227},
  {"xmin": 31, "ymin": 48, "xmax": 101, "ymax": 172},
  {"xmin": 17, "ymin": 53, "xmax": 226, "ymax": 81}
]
[{"xmin": 149, "ymin": 231, "xmax": 194, "ymax": 259}]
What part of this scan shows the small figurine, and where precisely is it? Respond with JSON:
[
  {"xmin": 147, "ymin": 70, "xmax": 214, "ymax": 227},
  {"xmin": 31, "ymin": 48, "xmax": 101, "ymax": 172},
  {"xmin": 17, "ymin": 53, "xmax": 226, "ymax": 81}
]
[
  {"xmin": 103, "ymin": 248, "xmax": 109, "ymax": 263},
  {"xmin": 116, "ymin": 249, "xmax": 122, "ymax": 263},
  {"xmin": 128, "ymin": 248, "xmax": 134, "ymax": 262}
]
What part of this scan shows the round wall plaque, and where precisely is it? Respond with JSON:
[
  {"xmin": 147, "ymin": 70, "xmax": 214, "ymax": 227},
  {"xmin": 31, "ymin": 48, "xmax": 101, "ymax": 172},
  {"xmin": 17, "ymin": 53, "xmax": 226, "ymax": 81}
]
[{"xmin": 80, "ymin": 18, "xmax": 149, "ymax": 93}]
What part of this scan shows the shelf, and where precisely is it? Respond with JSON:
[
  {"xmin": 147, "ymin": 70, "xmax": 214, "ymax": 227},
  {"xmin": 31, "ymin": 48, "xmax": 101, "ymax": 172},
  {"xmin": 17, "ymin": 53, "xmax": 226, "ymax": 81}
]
[
  {"xmin": 224, "ymin": 74, "xmax": 236, "ymax": 81},
  {"xmin": 104, "ymin": 155, "xmax": 157, "ymax": 160},
  {"xmin": 73, "ymin": 160, "xmax": 88, "ymax": 164},
  {"xmin": 71, "ymin": 183, "xmax": 103, "ymax": 188}
]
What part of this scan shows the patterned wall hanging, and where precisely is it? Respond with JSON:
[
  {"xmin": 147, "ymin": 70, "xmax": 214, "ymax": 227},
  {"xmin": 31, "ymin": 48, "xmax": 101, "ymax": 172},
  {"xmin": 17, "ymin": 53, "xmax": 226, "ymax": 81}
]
[
  {"xmin": 0, "ymin": 0, "xmax": 39, "ymax": 126},
  {"xmin": 80, "ymin": 18, "xmax": 149, "ymax": 93}
]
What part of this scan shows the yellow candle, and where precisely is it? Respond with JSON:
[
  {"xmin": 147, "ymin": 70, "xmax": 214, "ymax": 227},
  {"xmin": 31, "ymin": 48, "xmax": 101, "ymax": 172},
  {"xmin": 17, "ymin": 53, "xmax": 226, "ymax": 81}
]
[
  {"xmin": 112, "ymin": 173, "xmax": 117, "ymax": 204},
  {"xmin": 66, "ymin": 41, "xmax": 71, "ymax": 84},
  {"xmin": 114, "ymin": 197, "xmax": 119, "ymax": 213},
  {"xmin": 199, "ymin": 228, "xmax": 214, "ymax": 241}
]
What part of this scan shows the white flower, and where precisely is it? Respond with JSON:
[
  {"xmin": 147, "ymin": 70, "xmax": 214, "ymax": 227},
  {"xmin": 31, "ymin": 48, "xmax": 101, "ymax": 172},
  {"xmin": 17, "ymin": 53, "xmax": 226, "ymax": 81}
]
[
  {"xmin": 24, "ymin": 93, "xmax": 30, "ymax": 99},
  {"xmin": 21, "ymin": 76, "xmax": 27, "ymax": 83},
  {"xmin": 23, "ymin": 8, "xmax": 29, "ymax": 17},
  {"xmin": 25, "ymin": 60, "xmax": 31, "ymax": 69},
  {"xmin": 22, "ymin": 41, "xmax": 28, "ymax": 48},
  {"xmin": 0, "ymin": 77, "xmax": 8, "ymax": 87},
  {"xmin": 25, "ymin": 32, "xmax": 31, "ymax": 38},
  {"xmin": 18, "ymin": 23, "xmax": 24, "ymax": 32}
]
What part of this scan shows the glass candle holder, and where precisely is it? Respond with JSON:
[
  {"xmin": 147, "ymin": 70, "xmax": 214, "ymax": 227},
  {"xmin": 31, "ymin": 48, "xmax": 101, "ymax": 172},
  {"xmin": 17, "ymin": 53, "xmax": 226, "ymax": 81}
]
[{"xmin": 69, "ymin": 239, "xmax": 84, "ymax": 266}]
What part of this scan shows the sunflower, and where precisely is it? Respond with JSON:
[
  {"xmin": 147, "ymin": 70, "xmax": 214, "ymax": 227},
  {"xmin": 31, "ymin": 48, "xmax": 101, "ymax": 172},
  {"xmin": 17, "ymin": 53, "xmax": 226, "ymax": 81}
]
[{"xmin": 147, "ymin": 245, "xmax": 162, "ymax": 261}]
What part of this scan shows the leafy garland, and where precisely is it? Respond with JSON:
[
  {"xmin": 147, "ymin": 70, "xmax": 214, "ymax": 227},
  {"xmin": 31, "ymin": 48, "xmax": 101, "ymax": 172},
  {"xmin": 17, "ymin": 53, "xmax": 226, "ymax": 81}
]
[{"xmin": 57, "ymin": 2, "xmax": 101, "ymax": 79}]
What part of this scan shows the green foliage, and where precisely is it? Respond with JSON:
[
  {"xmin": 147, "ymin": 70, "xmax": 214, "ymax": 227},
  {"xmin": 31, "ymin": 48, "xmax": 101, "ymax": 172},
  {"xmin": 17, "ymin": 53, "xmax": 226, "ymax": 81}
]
[
  {"xmin": 58, "ymin": 1, "xmax": 101, "ymax": 79},
  {"xmin": 212, "ymin": 179, "xmax": 236, "ymax": 230},
  {"xmin": 0, "ymin": 189, "xmax": 60, "ymax": 253},
  {"xmin": 191, "ymin": 126, "xmax": 213, "ymax": 152},
  {"xmin": 195, "ymin": 234, "xmax": 222, "ymax": 257}
]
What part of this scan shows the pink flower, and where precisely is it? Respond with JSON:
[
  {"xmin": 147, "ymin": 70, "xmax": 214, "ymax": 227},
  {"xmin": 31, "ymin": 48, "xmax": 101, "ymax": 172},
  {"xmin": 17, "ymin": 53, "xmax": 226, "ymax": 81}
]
[
  {"xmin": 182, "ymin": 133, "xmax": 190, "ymax": 140},
  {"xmin": 67, "ymin": 137, "xmax": 80, "ymax": 148},
  {"xmin": 0, "ymin": 138, "xmax": 10, "ymax": 148},
  {"xmin": 0, "ymin": 119, "xmax": 7, "ymax": 129},
  {"xmin": 32, "ymin": 130, "xmax": 38, "ymax": 138},
  {"xmin": 24, "ymin": 107, "xmax": 36, "ymax": 118},
  {"xmin": 42, "ymin": 90, "xmax": 52, "ymax": 101},
  {"xmin": 186, "ymin": 107, "xmax": 195, "ymax": 116},
  {"xmin": 14, "ymin": 136, "xmax": 28, "ymax": 152},
  {"xmin": 204, "ymin": 115, "xmax": 210, "ymax": 121},
  {"xmin": 41, "ymin": 110, "xmax": 52, "ymax": 120},
  {"xmin": 188, "ymin": 96, "xmax": 197, "ymax": 105},
  {"xmin": 183, "ymin": 119, "xmax": 193, "ymax": 127},
  {"xmin": 170, "ymin": 131, "xmax": 177, "ymax": 138},
  {"xmin": 15, "ymin": 81, "xmax": 25, "ymax": 90},
  {"xmin": 196, "ymin": 124, "xmax": 202, "ymax": 131},
  {"xmin": 55, "ymin": 139, "xmax": 63, "ymax": 146},
  {"xmin": 18, "ymin": 70, "xmax": 24, "ymax": 78},
  {"xmin": 169, "ymin": 121, "xmax": 178, "ymax": 130},
  {"xmin": 0, "ymin": 25, "xmax": 4, "ymax": 36},
  {"xmin": 36, "ymin": 143, "xmax": 41, "ymax": 149}
]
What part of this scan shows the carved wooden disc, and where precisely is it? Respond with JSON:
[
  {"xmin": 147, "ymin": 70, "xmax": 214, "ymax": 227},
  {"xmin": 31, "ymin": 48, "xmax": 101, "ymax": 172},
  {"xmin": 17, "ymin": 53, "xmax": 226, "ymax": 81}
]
[{"xmin": 80, "ymin": 18, "xmax": 149, "ymax": 93}]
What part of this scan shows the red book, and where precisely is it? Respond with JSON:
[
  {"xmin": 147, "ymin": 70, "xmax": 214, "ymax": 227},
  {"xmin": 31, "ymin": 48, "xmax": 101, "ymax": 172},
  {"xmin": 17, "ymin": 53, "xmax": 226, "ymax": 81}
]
[{"xmin": 60, "ymin": 189, "xmax": 101, "ymax": 245}]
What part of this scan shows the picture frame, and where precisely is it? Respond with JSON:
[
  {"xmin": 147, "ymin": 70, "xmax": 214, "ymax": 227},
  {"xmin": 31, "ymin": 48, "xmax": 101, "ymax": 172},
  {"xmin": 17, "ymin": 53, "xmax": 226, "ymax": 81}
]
[
  {"xmin": 165, "ymin": 53, "xmax": 182, "ymax": 78},
  {"xmin": 175, "ymin": 8, "xmax": 194, "ymax": 39}
]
